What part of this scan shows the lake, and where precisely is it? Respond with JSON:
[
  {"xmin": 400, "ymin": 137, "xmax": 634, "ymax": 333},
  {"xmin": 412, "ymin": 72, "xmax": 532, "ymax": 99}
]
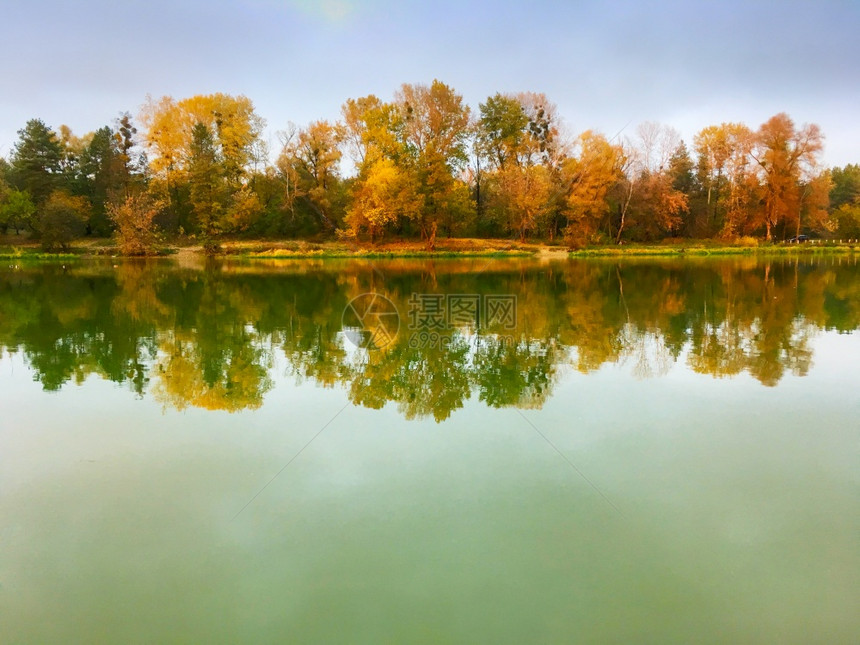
[{"xmin": 1, "ymin": 256, "xmax": 858, "ymax": 643}]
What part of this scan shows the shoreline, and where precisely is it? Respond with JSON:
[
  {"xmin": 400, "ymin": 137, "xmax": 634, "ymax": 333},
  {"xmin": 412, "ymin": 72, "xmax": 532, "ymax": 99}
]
[{"xmin": 1, "ymin": 237, "xmax": 858, "ymax": 260}]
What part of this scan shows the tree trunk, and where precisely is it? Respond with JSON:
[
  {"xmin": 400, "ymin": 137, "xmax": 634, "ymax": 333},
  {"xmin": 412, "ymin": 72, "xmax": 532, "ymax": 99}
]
[
  {"xmin": 615, "ymin": 180, "xmax": 634, "ymax": 244},
  {"xmin": 425, "ymin": 221, "xmax": 437, "ymax": 251}
]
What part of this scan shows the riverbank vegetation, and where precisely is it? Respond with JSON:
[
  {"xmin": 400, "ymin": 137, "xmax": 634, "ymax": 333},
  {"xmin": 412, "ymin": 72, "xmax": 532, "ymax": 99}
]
[
  {"xmin": 2, "ymin": 83, "xmax": 859, "ymax": 255},
  {"xmin": 2, "ymin": 237, "xmax": 858, "ymax": 261}
]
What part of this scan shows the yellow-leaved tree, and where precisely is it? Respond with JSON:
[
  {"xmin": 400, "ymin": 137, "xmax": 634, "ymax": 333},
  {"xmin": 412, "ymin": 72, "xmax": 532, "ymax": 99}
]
[
  {"xmin": 493, "ymin": 163, "xmax": 553, "ymax": 242},
  {"xmin": 476, "ymin": 91, "xmax": 565, "ymax": 240},
  {"xmin": 395, "ymin": 80, "xmax": 472, "ymax": 246},
  {"xmin": 344, "ymin": 158, "xmax": 422, "ymax": 242},
  {"xmin": 139, "ymin": 93, "xmax": 264, "ymax": 233},
  {"xmin": 277, "ymin": 120, "xmax": 345, "ymax": 230},
  {"xmin": 562, "ymin": 130, "xmax": 625, "ymax": 248}
]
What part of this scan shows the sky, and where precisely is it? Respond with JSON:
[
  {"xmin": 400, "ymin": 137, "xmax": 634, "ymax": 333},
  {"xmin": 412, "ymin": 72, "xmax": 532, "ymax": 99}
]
[{"xmin": 1, "ymin": 0, "xmax": 858, "ymax": 166}]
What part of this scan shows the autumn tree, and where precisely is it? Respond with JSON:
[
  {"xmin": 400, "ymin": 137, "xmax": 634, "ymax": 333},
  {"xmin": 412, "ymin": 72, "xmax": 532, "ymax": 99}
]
[
  {"xmin": 476, "ymin": 92, "xmax": 564, "ymax": 240},
  {"xmin": 715, "ymin": 128, "xmax": 759, "ymax": 238},
  {"xmin": 339, "ymin": 82, "xmax": 472, "ymax": 246},
  {"xmin": 694, "ymin": 123, "xmax": 752, "ymax": 233},
  {"xmin": 141, "ymin": 93, "xmax": 263, "ymax": 184},
  {"xmin": 613, "ymin": 123, "xmax": 687, "ymax": 242},
  {"xmin": 341, "ymin": 95, "xmax": 406, "ymax": 168},
  {"xmin": 339, "ymin": 95, "xmax": 413, "ymax": 240},
  {"xmin": 561, "ymin": 131, "xmax": 625, "ymax": 247},
  {"xmin": 667, "ymin": 142, "xmax": 697, "ymax": 235},
  {"xmin": 750, "ymin": 113, "xmax": 825, "ymax": 240},
  {"xmin": 277, "ymin": 120, "xmax": 345, "ymax": 231},
  {"xmin": 623, "ymin": 170, "xmax": 688, "ymax": 241},
  {"xmin": 140, "ymin": 93, "xmax": 264, "ymax": 231},
  {"xmin": 108, "ymin": 193, "xmax": 162, "ymax": 255},
  {"xmin": 493, "ymin": 163, "xmax": 554, "ymax": 242},
  {"xmin": 224, "ymin": 185, "xmax": 264, "ymax": 233},
  {"xmin": 188, "ymin": 122, "xmax": 225, "ymax": 242},
  {"xmin": 395, "ymin": 80, "xmax": 472, "ymax": 245},
  {"xmin": 477, "ymin": 93, "xmax": 531, "ymax": 236},
  {"xmin": 344, "ymin": 158, "xmax": 422, "ymax": 242},
  {"xmin": 798, "ymin": 172, "xmax": 833, "ymax": 236}
]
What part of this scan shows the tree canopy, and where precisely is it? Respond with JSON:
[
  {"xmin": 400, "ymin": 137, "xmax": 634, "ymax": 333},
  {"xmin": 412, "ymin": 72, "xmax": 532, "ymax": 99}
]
[{"xmin": 1, "ymin": 85, "xmax": 852, "ymax": 250}]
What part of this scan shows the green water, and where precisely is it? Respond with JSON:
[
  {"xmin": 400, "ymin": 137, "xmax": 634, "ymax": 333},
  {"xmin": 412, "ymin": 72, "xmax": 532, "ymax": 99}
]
[{"xmin": 1, "ymin": 257, "xmax": 858, "ymax": 643}]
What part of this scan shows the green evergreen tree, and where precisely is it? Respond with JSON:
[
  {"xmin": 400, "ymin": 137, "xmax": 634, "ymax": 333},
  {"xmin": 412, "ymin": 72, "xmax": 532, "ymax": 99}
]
[{"xmin": 9, "ymin": 119, "xmax": 64, "ymax": 205}]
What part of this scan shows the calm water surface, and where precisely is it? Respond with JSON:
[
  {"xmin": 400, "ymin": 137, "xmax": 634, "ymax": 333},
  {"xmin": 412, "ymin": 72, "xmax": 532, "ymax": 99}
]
[{"xmin": 1, "ymin": 257, "xmax": 858, "ymax": 643}]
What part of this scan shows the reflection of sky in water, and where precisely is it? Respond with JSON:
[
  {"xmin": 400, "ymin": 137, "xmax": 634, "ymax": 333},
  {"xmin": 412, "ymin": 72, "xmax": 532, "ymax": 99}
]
[{"xmin": 2, "ymin": 328, "xmax": 859, "ymax": 642}]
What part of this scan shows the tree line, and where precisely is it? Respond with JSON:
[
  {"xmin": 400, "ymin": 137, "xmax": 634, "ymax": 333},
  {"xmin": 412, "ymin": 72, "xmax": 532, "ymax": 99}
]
[{"xmin": 1, "ymin": 82, "xmax": 859, "ymax": 252}]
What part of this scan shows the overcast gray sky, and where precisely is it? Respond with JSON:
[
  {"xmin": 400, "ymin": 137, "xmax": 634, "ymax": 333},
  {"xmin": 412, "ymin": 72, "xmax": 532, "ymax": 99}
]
[{"xmin": 2, "ymin": 0, "xmax": 858, "ymax": 166}]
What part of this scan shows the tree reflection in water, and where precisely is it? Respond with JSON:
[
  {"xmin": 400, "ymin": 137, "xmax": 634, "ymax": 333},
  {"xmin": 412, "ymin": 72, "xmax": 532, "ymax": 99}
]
[{"xmin": 1, "ymin": 256, "xmax": 858, "ymax": 419}]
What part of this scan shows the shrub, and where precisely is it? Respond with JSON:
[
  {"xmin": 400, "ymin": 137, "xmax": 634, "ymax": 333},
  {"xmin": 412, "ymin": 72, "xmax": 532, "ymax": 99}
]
[
  {"xmin": 0, "ymin": 188, "xmax": 36, "ymax": 234},
  {"xmin": 202, "ymin": 238, "xmax": 222, "ymax": 255},
  {"xmin": 38, "ymin": 191, "xmax": 89, "ymax": 251},
  {"xmin": 108, "ymin": 193, "xmax": 162, "ymax": 255},
  {"xmin": 735, "ymin": 236, "xmax": 759, "ymax": 247}
]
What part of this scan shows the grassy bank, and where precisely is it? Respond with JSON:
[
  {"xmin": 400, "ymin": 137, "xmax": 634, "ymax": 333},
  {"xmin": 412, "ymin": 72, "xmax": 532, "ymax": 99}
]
[
  {"xmin": 241, "ymin": 249, "xmax": 534, "ymax": 259},
  {"xmin": 0, "ymin": 246, "xmax": 79, "ymax": 261},
  {"xmin": 1, "ymin": 236, "xmax": 547, "ymax": 259},
  {"xmin": 3, "ymin": 236, "xmax": 859, "ymax": 260},
  {"xmin": 569, "ymin": 242, "xmax": 859, "ymax": 257},
  {"xmin": 221, "ymin": 238, "xmax": 542, "ymax": 259}
]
